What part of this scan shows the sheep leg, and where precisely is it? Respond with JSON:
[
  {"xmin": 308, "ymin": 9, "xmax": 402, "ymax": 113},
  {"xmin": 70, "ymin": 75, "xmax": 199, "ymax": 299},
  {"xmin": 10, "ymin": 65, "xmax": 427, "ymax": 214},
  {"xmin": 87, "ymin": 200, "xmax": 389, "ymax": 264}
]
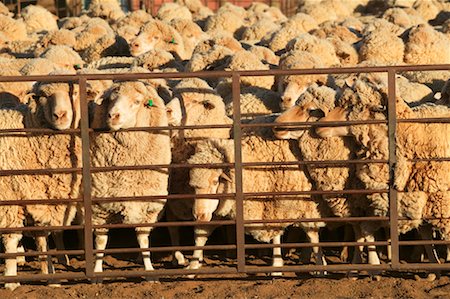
[
  {"xmin": 93, "ymin": 229, "xmax": 109, "ymax": 275},
  {"xmin": 35, "ymin": 234, "xmax": 60, "ymax": 287},
  {"xmin": 306, "ymin": 229, "xmax": 327, "ymax": 276},
  {"xmin": 417, "ymin": 225, "xmax": 440, "ymax": 281},
  {"xmin": 271, "ymin": 234, "xmax": 284, "ymax": 277},
  {"xmin": 166, "ymin": 208, "xmax": 186, "ymax": 266},
  {"xmin": 185, "ymin": 225, "xmax": 216, "ymax": 277},
  {"xmin": 136, "ymin": 229, "xmax": 159, "ymax": 283},
  {"xmin": 3, "ymin": 233, "xmax": 22, "ymax": 291},
  {"xmin": 340, "ymin": 224, "xmax": 352, "ymax": 262},
  {"xmin": 364, "ymin": 233, "xmax": 382, "ymax": 281},
  {"xmin": 17, "ymin": 244, "xmax": 26, "ymax": 266},
  {"xmin": 351, "ymin": 224, "xmax": 364, "ymax": 265},
  {"xmin": 446, "ymin": 246, "xmax": 450, "ymax": 262},
  {"xmin": 52, "ymin": 231, "xmax": 70, "ymax": 266}
]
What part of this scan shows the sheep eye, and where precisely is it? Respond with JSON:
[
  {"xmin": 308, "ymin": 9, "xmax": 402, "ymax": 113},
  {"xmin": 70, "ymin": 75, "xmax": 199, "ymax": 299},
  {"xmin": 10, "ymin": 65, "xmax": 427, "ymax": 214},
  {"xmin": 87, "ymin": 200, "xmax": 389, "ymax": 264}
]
[
  {"xmin": 134, "ymin": 100, "xmax": 141, "ymax": 105},
  {"xmin": 308, "ymin": 109, "xmax": 325, "ymax": 118},
  {"xmin": 212, "ymin": 179, "xmax": 219, "ymax": 185}
]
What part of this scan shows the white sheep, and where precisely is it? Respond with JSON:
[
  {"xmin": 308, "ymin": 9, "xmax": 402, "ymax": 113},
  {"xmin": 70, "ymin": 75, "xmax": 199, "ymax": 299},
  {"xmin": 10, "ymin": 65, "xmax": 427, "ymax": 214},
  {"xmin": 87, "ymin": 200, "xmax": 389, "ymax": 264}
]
[{"xmin": 89, "ymin": 81, "xmax": 171, "ymax": 277}]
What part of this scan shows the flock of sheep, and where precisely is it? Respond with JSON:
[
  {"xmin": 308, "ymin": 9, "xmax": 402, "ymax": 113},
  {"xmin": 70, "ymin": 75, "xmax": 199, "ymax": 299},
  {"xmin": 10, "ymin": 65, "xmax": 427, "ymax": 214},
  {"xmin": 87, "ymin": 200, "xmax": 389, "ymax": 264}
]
[{"xmin": 0, "ymin": 0, "xmax": 449, "ymax": 290}]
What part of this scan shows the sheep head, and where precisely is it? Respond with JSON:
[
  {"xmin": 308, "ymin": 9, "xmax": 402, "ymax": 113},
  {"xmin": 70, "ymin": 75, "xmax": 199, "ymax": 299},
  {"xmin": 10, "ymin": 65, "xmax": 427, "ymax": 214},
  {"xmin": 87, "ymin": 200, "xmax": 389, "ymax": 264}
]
[
  {"xmin": 105, "ymin": 81, "xmax": 152, "ymax": 131},
  {"xmin": 315, "ymin": 107, "xmax": 351, "ymax": 138},
  {"xmin": 33, "ymin": 82, "xmax": 80, "ymax": 130},
  {"xmin": 273, "ymin": 102, "xmax": 325, "ymax": 139}
]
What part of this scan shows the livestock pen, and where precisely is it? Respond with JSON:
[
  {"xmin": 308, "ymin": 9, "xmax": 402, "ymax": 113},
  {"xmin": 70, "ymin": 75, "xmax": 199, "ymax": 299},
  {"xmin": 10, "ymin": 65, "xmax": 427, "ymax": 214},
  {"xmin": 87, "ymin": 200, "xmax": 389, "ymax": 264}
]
[{"xmin": 0, "ymin": 64, "xmax": 449, "ymax": 287}]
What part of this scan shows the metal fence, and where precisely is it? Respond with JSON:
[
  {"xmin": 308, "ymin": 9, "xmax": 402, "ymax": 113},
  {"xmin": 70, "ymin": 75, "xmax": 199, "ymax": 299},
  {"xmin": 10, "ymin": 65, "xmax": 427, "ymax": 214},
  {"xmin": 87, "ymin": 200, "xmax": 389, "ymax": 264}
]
[{"xmin": 0, "ymin": 64, "xmax": 449, "ymax": 285}]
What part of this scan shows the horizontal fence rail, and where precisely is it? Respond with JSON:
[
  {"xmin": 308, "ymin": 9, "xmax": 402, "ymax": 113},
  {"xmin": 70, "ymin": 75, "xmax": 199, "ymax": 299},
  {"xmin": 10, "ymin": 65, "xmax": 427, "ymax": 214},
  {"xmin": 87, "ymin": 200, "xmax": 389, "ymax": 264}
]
[{"xmin": 0, "ymin": 64, "xmax": 448, "ymax": 286}]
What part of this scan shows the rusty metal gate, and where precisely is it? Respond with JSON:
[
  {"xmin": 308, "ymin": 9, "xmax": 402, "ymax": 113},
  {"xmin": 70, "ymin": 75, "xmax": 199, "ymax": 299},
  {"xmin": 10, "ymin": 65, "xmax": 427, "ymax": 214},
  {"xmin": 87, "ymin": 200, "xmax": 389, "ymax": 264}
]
[{"xmin": 0, "ymin": 64, "xmax": 449, "ymax": 286}]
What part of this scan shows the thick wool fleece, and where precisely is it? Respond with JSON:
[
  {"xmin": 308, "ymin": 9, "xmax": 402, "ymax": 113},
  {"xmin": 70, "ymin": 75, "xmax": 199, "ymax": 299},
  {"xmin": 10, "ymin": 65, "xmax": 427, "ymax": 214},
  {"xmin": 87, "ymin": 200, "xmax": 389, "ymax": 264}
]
[
  {"xmin": 90, "ymin": 82, "xmax": 170, "ymax": 231},
  {"xmin": 188, "ymin": 131, "xmax": 326, "ymax": 243}
]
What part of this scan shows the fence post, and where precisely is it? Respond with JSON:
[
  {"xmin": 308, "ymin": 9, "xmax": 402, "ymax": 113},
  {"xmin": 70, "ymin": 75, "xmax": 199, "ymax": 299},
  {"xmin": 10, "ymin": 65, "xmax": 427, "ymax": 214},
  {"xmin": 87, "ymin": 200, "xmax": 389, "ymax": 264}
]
[
  {"xmin": 232, "ymin": 72, "xmax": 245, "ymax": 272},
  {"xmin": 78, "ymin": 77, "xmax": 94, "ymax": 279},
  {"xmin": 387, "ymin": 69, "xmax": 399, "ymax": 269}
]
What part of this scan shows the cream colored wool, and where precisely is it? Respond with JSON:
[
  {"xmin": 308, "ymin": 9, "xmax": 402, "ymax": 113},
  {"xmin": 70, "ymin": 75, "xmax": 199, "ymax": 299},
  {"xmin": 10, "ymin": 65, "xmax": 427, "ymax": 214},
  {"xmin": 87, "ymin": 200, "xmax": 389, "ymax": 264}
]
[
  {"xmin": 0, "ymin": 15, "xmax": 28, "ymax": 41},
  {"xmin": 169, "ymin": 18, "xmax": 207, "ymax": 58},
  {"xmin": 40, "ymin": 45, "xmax": 84, "ymax": 70},
  {"xmin": 20, "ymin": 5, "xmax": 58, "ymax": 34},
  {"xmin": 286, "ymin": 34, "xmax": 340, "ymax": 67},
  {"xmin": 359, "ymin": 30, "xmax": 405, "ymax": 64},
  {"xmin": 33, "ymin": 29, "xmax": 77, "ymax": 57},
  {"xmin": 157, "ymin": 3, "xmax": 192, "ymax": 22}
]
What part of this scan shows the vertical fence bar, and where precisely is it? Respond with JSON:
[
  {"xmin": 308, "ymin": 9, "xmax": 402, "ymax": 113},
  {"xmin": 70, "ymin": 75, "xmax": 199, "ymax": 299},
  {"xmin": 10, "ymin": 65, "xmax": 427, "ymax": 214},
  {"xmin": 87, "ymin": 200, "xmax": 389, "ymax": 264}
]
[
  {"xmin": 79, "ymin": 77, "xmax": 94, "ymax": 278},
  {"xmin": 387, "ymin": 69, "xmax": 400, "ymax": 269},
  {"xmin": 17, "ymin": 0, "xmax": 21, "ymax": 15},
  {"xmin": 232, "ymin": 72, "xmax": 245, "ymax": 272}
]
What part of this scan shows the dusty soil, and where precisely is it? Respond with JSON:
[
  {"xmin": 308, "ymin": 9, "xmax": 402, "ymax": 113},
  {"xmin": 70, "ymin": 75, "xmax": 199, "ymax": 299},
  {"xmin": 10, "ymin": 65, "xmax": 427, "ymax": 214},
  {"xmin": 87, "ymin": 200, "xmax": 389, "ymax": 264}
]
[{"xmin": 2, "ymin": 273, "xmax": 450, "ymax": 299}]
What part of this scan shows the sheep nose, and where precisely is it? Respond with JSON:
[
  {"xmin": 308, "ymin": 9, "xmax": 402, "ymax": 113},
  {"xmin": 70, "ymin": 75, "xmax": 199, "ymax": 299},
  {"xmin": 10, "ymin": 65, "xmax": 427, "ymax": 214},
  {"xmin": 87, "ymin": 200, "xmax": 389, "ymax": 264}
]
[
  {"xmin": 131, "ymin": 43, "xmax": 139, "ymax": 48},
  {"xmin": 108, "ymin": 112, "xmax": 120, "ymax": 120},
  {"xmin": 53, "ymin": 111, "xmax": 66, "ymax": 119}
]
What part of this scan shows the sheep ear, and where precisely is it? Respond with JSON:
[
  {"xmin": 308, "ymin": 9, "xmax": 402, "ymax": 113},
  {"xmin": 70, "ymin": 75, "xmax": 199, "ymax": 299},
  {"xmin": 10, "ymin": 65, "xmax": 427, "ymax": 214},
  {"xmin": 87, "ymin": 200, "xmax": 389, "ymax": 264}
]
[
  {"xmin": 24, "ymin": 93, "xmax": 38, "ymax": 113},
  {"xmin": 344, "ymin": 77, "xmax": 356, "ymax": 88},
  {"xmin": 309, "ymin": 108, "xmax": 325, "ymax": 118},
  {"xmin": 220, "ymin": 172, "xmax": 233, "ymax": 183},
  {"xmin": 166, "ymin": 97, "xmax": 182, "ymax": 126},
  {"xmin": 202, "ymin": 100, "xmax": 215, "ymax": 110}
]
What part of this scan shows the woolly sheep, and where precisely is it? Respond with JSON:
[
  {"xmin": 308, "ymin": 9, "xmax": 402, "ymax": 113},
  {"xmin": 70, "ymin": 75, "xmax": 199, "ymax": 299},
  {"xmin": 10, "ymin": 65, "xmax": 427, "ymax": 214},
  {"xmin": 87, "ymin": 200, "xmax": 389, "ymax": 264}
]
[
  {"xmin": 40, "ymin": 45, "xmax": 84, "ymax": 71},
  {"xmin": 130, "ymin": 20, "xmax": 188, "ymax": 60},
  {"xmin": 113, "ymin": 10, "xmax": 153, "ymax": 43},
  {"xmin": 81, "ymin": 34, "xmax": 130, "ymax": 63},
  {"xmin": 311, "ymin": 22, "xmax": 360, "ymax": 44},
  {"xmin": 165, "ymin": 78, "xmax": 232, "ymax": 265},
  {"xmin": 89, "ymin": 81, "xmax": 171, "ymax": 276},
  {"xmin": 20, "ymin": 5, "xmax": 58, "ymax": 34},
  {"xmin": 169, "ymin": 18, "xmax": 208, "ymax": 58},
  {"xmin": 285, "ymin": 34, "xmax": 340, "ymax": 67},
  {"xmin": 20, "ymin": 58, "xmax": 63, "ymax": 76},
  {"xmin": 0, "ymin": 78, "xmax": 83, "ymax": 290},
  {"xmin": 240, "ymin": 19, "xmax": 280, "ymax": 44},
  {"xmin": 297, "ymin": 0, "xmax": 355, "ymax": 25},
  {"xmin": 132, "ymin": 49, "xmax": 183, "ymax": 71},
  {"xmin": 273, "ymin": 84, "xmax": 379, "ymax": 267},
  {"xmin": 277, "ymin": 51, "xmax": 329, "ymax": 110},
  {"xmin": 0, "ymin": 2, "xmax": 11, "ymax": 16},
  {"xmin": 0, "ymin": 69, "xmax": 34, "ymax": 106},
  {"xmin": 86, "ymin": 56, "xmax": 135, "ymax": 70},
  {"xmin": 382, "ymin": 7, "xmax": 426, "ymax": 28},
  {"xmin": 185, "ymin": 45, "xmax": 235, "ymax": 75},
  {"xmin": 247, "ymin": 45, "xmax": 280, "ymax": 66},
  {"xmin": 246, "ymin": 2, "xmax": 287, "ymax": 24},
  {"xmin": 361, "ymin": 18, "xmax": 405, "ymax": 36},
  {"xmin": 264, "ymin": 13, "xmax": 319, "ymax": 52},
  {"xmin": 192, "ymin": 33, "xmax": 243, "ymax": 55},
  {"xmin": 203, "ymin": 9, "xmax": 246, "ymax": 39},
  {"xmin": 71, "ymin": 17, "xmax": 115, "ymax": 52},
  {"xmin": 175, "ymin": 0, "xmax": 213, "ymax": 23},
  {"xmin": 0, "ymin": 15, "xmax": 28, "ymax": 42},
  {"xmin": 358, "ymin": 30, "xmax": 405, "ymax": 64},
  {"xmin": 87, "ymin": 0, "xmax": 125, "ymax": 23},
  {"xmin": 156, "ymin": 3, "xmax": 192, "ymax": 22},
  {"xmin": 33, "ymin": 29, "xmax": 77, "ymax": 57},
  {"xmin": 186, "ymin": 125, "xmax": 327, "ymax": 274}
]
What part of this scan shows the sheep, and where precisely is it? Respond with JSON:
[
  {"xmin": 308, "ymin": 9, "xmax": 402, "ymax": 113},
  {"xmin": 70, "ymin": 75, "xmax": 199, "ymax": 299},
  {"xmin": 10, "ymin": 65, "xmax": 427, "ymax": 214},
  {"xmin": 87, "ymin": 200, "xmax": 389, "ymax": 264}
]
[
  {"xmin": 264, "ymin": 13, "xmax": 319, "ymax": 53},
  {"xmin": 203, "ymin": 9, "xmax": 247, "ymax": 39},
  {"xmin": 132, "ymin": 49, "xmax": 183, "ymax": 71},
  {"xmin": 186, "ymin": 125, "xmax": 327, "ymax": 274},
  {"xmin": 247, "ymin": 45, "xmax": 279, "ymax": 66},
  {"xmin": 0, "ymin": 2, "xmax": 11, "ymax": 16},
  {"xmin": 87, "ymin": 0, "xmax": 125, "ymax": 23},
  {"xmin": 285, "ymin": 34, "xmax": 341, "ymax": 67},
  {"xmin": 277, "ymin": 51, "xmax": 329, "ymax": 111},
  {"xmin": 272, "ymin": 85, "xmax": 376, "ymax": 268},
  {"xmin": 382, "ymin": 7, "xmax": 426, "ymax": 28},
  {"xmin": 0, "ymin": 78, "xmax": 83, "ymax": 290},
  {"xmin": 245, "ymin": 2, "xmax": 287, "ymax": 24},
  {"xmin": 40, "ymin": 45, "xmax": 84, "ymax": 71},
  {"xmin": 173, "ymin": 0, "xmax": 213, "ymax": 25},
  {"xmin": 169, "ymin": 18, "xmax": 208, "ymax": 58},
  {"xmin": 89, "ymin": 81, "xmax": 171, "ymax": 277},
  {"xmin": 0, "ymin": 15, "xmax": 28, "ymax": 42},
  {"xmin": 81, "ymin": 34, "xmax": 130, "ymax": 63},
  {"xmin": 20, "ymin": 5, "xmax": 58, "ymax": 34},
  {"xmin": 156, "ymin": 3, "xmax": 193, "ymax": 22},
  {"xmin": 112, "ymin": 10, "xmax": 153, "ymax": 44},
  {"xmin": 185, "ymin": 45, "xmax": 235, "ymax": 75},
  {"xmin": 192, "ymin": 33, "xmax": 243, "ymax": 55},
  {"xmin": 164, "ymin": 78, "xmax": 233, "ymax": 266},
  {"xmin": 130, "ymin": 20, "xmax": 188, "ymax": 60},
  {"xmin": 328, "ymin": 37, "xmax": 359, "ymax": 67},
  {"xmin": 358, "ymin": 30, "xmax": 405, "ymax": 64},
  {"xmin": 223, "ymin": 86, "xmax": 281, "ymax": 119},
  {"xmin": 0, "ymin": 69, "xmax": 34, "ymax": 106},
  {"xmin": 33, "ymin": 29, "xmax": 77, "ymax": 57},
  {"xmin": 71, "ymin": 17, "xmax": 115, "ymax": 52},
  {"xmin": 214, "ymin": 50, "xmax": 275, "ymax": 96},
  {"xmin": 315, "ymin": 79, "xmax": 450, "ymax": 271},
  {"xmin": 86, "ymin": 56, "xmax": 135, "ymax": 70},
  {"xmin": 240, "ymin": 19, "xmax": 280, "ymax": 44},
  {"xmin": 297, "ymin": 0, "xmax": 356, "ymax": 25},
  {"xmin": 361, "ymin": 18, "xmax": 405, "ymax": 36},
  {"xmin": 402, "ymin": 24, "xmax": 450, "ymax": 91},
  {"xmin": 20, "ymin": 58, "xmax": 63, "ymax": 76},
  {"xmin": 311, "ymin": 22, "xmax": 360, "ymax": 44}
]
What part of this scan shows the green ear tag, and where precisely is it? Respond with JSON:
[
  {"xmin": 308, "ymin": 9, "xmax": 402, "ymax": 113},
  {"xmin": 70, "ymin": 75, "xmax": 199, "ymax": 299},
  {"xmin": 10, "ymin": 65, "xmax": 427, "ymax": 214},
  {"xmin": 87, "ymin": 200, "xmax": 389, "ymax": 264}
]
[
  {"xmin": 146, "ymin": 99, "xmax": 153, "ymax": 107},
  {"xmin": 74, "ymin": 64, "xmax": 81, "ymax": 70},
  {"xmin": 170, "ymin": 37, "xmax": 176, "ymax": 44}
]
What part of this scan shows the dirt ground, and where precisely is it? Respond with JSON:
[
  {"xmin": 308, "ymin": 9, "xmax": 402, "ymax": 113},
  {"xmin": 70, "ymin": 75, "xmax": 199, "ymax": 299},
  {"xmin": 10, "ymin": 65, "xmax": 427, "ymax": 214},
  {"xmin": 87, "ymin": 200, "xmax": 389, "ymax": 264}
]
[{"xmin": 2, "ymin": 273, "xmax": 450, "ymax": 299}]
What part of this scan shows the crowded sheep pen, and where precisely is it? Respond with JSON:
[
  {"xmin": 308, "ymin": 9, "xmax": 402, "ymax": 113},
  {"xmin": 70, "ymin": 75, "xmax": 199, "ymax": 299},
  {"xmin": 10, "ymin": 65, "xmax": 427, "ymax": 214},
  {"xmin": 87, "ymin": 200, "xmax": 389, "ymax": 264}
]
[{"xmin": 0, "ymin": 0, "xmax": 449, "ymax": 297}]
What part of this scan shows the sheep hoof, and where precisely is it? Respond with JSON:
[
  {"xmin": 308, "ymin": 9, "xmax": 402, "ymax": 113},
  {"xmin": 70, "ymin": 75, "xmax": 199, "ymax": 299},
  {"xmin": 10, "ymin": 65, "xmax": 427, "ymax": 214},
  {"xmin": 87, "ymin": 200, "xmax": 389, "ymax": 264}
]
[
  {"xmin": 347, "ymin": 271, "xmax": 359, "ymax": 280},
  {"xmin": 173, "ymin": 251, "xmax": 186, "ymax": 266},
  {"xmin": 5, "ymin": 282, "xmax": 20, "ymax": 291},
  {"xmin": 57, "ymin": 255, "xmax": 71, "ymax": 267},
  {"xmin": 372, "ymin": 274, "xmax": 382, "ymax": 281},
  {"xmin": 310, "ymin": 270, "xmax": 327, "ymax": 277},
  {"xmin": 92, "ymin": 277, "xmax": 103, "ymax": 285},
  {"xmin": 17, "ymin": 256, "xmax": 26, "ymax": 266},
  {"xmin": 145, "ymin": 277, "xmax": 160, "ymax": 284},
  {"xmin": 270, "ymin": 272, "xmax": 283, "ymax": 277},
  {"xmin": 48, "ymin": 282, "xmax": 61, "ymax": 288},
  {"xmin": 185, "ymin": 261, "xmax": 201, "ymax": 278}
]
